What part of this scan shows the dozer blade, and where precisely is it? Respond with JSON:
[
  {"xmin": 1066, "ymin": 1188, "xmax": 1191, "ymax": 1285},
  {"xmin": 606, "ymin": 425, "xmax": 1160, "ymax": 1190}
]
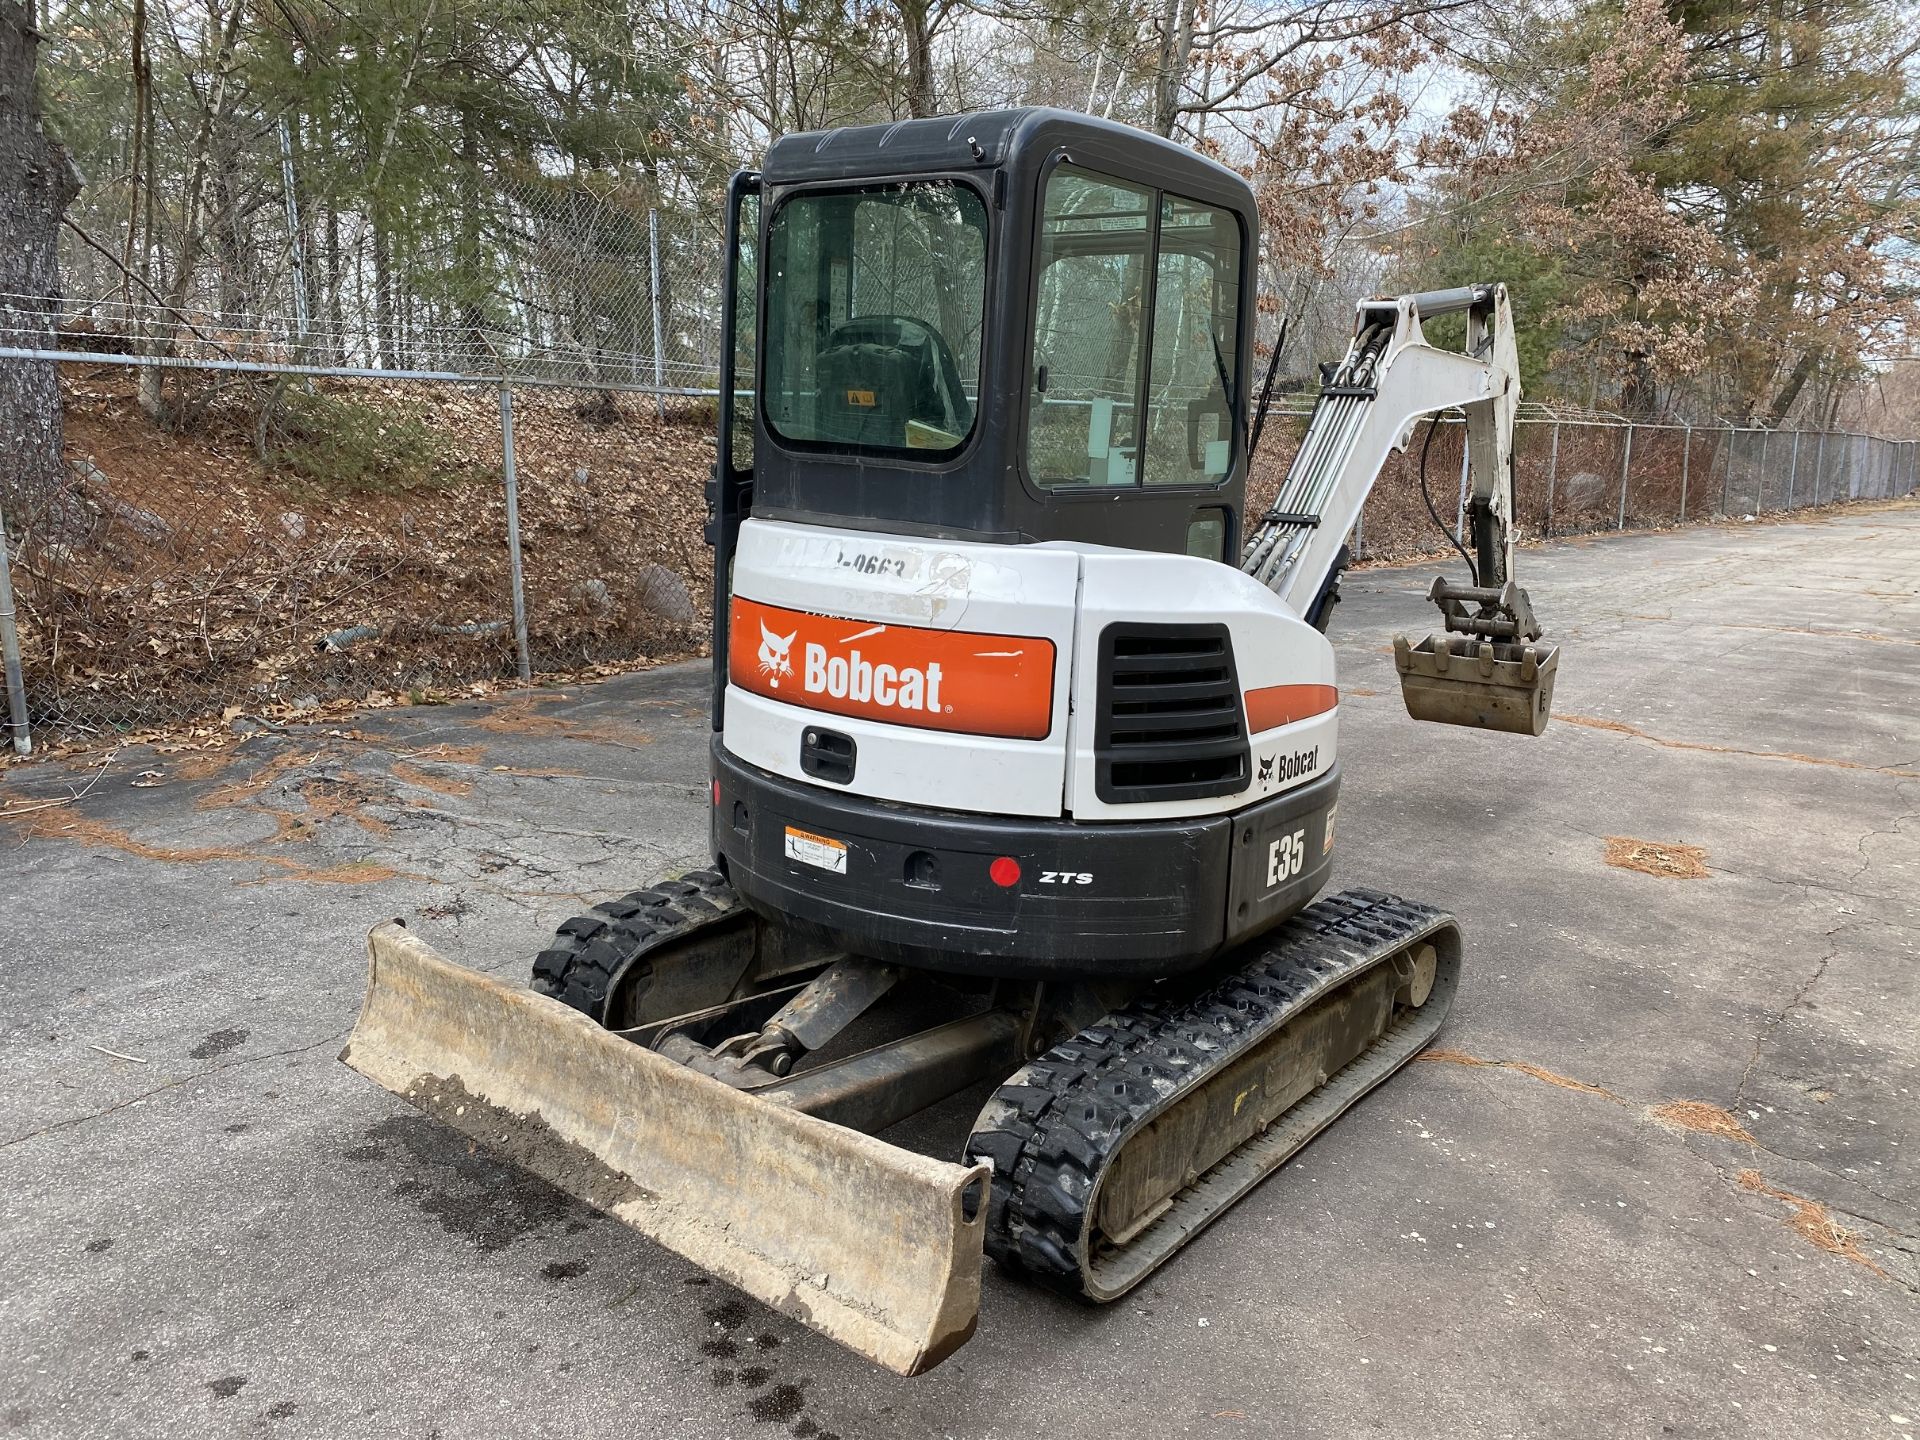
[{"xmin": 341, "ymin": 922, "xmax": 989, "ymax": 1376}]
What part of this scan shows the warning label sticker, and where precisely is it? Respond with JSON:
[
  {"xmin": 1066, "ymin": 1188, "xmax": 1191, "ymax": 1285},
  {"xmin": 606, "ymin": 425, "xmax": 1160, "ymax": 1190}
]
[{"xmin": 784, "ymin": 826, "xmax": 848, "ymax": 875}]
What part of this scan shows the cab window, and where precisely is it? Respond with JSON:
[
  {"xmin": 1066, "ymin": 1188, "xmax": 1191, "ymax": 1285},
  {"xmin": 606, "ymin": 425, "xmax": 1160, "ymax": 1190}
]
[
  {"xmin": 764, "ymin": 181, "xmax": 988, "ymax": 458},
  {"xmin": 1145, "ymin": 196, "xmax": 1239, "ymax": 486},
  {"xmin": 1028, "ymin": 169, "xmax": 1239, "ymax": 490},
  {"xmin": 1027, "ymin": 169, "xmax": 1153, "ymax": 487}
]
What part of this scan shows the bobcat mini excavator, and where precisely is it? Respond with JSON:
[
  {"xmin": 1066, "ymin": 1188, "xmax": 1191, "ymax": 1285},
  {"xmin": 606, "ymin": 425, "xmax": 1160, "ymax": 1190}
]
[{"xmin": 342, "ymin": 109, "xmax": 1560, "ymax": 1375}]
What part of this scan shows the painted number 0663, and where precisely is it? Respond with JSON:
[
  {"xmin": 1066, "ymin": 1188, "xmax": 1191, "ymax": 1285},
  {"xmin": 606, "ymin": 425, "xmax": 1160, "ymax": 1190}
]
[{"xmin": 1265, "ymin": 828, "xmax": 1307, "ymax": 889}]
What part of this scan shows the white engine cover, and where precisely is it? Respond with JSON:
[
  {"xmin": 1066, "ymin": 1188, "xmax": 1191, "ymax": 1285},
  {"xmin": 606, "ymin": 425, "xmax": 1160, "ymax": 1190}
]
[{"xmin": 723, "ymin": 518, "xmax": 1338, "ymax": 821}]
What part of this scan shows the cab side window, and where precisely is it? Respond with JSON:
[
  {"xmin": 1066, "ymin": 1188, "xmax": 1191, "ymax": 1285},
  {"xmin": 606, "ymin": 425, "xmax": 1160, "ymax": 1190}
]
[
  {"xmin": 1145, "ymin": 196, "xmax": 1239, "ymax": 487},
  {"xmin": 1027, "ymin": 169, "xmax": 1152, "ymax": 487},
  {"xmin": 1027, "ymin": 171, "xmax": 1240, "ymax": 491}
]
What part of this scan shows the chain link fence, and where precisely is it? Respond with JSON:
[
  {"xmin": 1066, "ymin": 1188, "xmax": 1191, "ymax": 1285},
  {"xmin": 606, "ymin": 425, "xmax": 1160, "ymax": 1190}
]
[
  {"xmin": 5, "ymin": 164, "xmax": 1917, "ymax": 749},
  {"xmin": 1312, "ymin": 415, "xmax": 1920, "ymax": 566}
]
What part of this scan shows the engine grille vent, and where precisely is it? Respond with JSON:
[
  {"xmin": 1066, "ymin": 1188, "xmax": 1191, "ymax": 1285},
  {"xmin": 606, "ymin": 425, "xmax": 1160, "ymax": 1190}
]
[{"xmin": 1094, "ymin": 623, "xmax": 1249, "ymax": 803}]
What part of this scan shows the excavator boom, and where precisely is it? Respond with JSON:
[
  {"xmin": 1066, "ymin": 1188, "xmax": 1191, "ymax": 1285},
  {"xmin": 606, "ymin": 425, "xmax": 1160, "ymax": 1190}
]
[{"xmin": 1242, "ymin": 283, "xmax": 1558, "ymax": 733}]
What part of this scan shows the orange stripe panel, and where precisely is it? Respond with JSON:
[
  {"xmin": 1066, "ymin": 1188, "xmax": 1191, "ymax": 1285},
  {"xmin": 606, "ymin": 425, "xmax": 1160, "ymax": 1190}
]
[
  {"xmin": 1244, "ymin": 683, "xmax": 1338, "ymax": 733},
  {"xmin": 729, "ymin": 596, "xmax": 1057, "ymax": 741}
]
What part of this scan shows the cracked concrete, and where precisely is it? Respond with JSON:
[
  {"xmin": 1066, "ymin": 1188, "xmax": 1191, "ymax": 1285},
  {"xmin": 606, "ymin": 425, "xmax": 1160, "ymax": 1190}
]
[{"xmin": 0, "ymin": 503, "xmax": 1916, "ymax": 1439}]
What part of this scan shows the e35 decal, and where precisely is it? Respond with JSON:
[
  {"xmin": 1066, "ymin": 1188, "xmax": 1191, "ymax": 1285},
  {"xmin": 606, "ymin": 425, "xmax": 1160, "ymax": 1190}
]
[{"xmin": 1265, "ymin": 828, "xmax": 1307, "ymax": 889}]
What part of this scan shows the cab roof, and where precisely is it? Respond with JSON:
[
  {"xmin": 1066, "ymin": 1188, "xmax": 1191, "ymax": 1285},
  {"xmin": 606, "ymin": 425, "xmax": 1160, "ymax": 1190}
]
[{"xmin": 760, "ymin": 107, "xmax": 1253, "ymax": 216}]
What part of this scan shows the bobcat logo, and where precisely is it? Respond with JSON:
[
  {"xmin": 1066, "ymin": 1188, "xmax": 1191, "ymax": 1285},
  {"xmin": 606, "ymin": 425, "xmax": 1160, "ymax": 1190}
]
[
  {"xmin": 757, "ymin": 620, "xmax": 797, "ymax": 688},
  {"xmin": 1258, "ymin": 754, "xmax": 1275, "ymax": 785}
]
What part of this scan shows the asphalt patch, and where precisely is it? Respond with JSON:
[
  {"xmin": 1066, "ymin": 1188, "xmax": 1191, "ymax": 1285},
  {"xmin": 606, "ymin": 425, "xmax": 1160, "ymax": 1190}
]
[{"xmin": 189, "ymin": 1028, "xmax": 249, "ymax": 1060}]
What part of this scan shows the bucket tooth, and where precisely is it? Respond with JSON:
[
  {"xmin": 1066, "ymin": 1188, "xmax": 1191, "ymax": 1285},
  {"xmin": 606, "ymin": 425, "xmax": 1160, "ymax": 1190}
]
[{"xmin": 341, "ymin": 922, "xmax": 988, "ymax": 1376}]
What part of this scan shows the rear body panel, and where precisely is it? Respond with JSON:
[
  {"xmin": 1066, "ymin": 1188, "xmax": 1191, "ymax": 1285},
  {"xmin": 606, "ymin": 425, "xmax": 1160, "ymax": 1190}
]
[
  {"xmin": 717, "ymin": 516, "xmax": 1344, "ymax": 978},
  {"xmin": 725, "ymin": 519, "xmax": 1078, "ymax": 819},
  {"xmin": 724, "ymin": 518, "xmax": 1338, "ymax": 821},
  {"xmin": 713, "ymin": 741, "xmax": 1338, "ymax": 978}
]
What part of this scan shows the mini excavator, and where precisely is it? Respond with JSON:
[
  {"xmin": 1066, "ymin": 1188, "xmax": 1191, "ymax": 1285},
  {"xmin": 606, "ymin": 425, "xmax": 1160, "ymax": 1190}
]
[{"xmin": 342, "ymin": 108, "xmax": 1560, "ymax": 1374}]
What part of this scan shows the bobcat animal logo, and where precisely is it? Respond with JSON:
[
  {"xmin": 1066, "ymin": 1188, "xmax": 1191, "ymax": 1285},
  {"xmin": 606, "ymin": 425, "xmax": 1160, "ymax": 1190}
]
[
  {"xmin": 757, "ymin": 620, "xmax": 798, "ymax": 688},
  {"xmin": 1258, "ymin": 754, "xmax": 1275, "ymax": 785}
]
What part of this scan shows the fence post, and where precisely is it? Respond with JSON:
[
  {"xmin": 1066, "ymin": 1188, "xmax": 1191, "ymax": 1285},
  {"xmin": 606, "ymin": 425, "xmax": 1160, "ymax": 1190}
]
[
  {"xmin": 1813, "ymin": 430, "xmax": 1826, "ymax": 506},
  {"xmin": 649, "ymin": 208, "xmax": 667, "ymax": 422},
  {"xmin": 1728, "ymin": 428, "xmax": 1743, "ymax": 518},
  {"xmin": 1787, "ymin": 431, "xmax": 1800, "ymax": 510},
  {"xmin": 1758, "ymin": 428, "xmax": 1770, "ymax": 511},
  {"xmin": 1679, "ymin": 426, "xmax": 1690, "ymax": 522},
  {"xmin": 0, "ymin": 497, "xmax": 32, "ymax": 755},
  {"xmin": 1544, "ymin": 422, "xmax": 1560, "ymax": 537},
  {"xmin": 498, "ymin": 383, "xmax": 534, "ymax": 684},
  {"xmin": 1616, "ymin": 424, "xmax": 1634, "ymax": 530}
]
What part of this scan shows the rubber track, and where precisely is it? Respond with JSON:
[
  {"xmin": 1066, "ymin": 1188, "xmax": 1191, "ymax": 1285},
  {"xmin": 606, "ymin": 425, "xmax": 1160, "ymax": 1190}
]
[
  {"xmin": 530, "ymin": 868, "xmax": 741, "ymax": 1023},
  {"xmin": 965, "ymin": 887, "xmax": 1452, "ymax": 1298}
]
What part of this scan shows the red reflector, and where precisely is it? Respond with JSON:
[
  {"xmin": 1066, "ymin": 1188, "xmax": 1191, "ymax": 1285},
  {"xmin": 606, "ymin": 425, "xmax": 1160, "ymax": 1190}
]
[
  {"xmin": 989, "ymin": 856, "xmax": 1021, "ymax": 888},
  {"xmin": 710, "ymin": 779, "xmax": 720, "ymax": 805}
]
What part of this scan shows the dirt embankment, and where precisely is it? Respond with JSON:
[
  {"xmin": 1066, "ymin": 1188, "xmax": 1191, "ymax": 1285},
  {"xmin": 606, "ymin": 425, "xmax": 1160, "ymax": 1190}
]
[{"xmin": 19, "ymin": 371, "xmax": 714, "ymax": 738}]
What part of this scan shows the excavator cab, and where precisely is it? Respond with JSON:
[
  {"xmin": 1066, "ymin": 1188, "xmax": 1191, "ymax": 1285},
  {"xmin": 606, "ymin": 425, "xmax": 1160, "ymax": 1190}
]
[{"xmin": 707, "ymin": 111, "xmax": 1261, "ymax": 667}]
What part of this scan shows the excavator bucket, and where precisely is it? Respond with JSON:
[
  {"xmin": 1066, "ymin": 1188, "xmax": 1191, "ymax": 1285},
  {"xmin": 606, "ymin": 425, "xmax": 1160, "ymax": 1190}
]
[
  {"xmin": 341, "ymin": 922, "xmax": 989, "ymax": 1376},
  {"xmin": 1393, "ymin": 633, "xmax": 1559, "ymax": 736},
  {"xmin": 1393, "ymin": 576, "xmax": 1559, "ymax": 736}
]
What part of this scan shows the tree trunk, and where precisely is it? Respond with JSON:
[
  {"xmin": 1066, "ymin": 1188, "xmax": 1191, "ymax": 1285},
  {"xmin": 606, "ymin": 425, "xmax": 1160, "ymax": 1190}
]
[
  {"xmin": 1765, "ymin": 349, "xmax": 1819, "ymax": 428},
  {"xmin": 457, "ymin": 115, "xmax": 486, "ymax": 362},
  {"xmin": 130, "ymin": 0, "xmax": 164, "ymax": 420},
  {"xmin": 1618, "ymin": 347, "xmax": 1657, "ymax": 421},
  {"xmin": 1151, "ymin": 0, "xmax": 1192, "ymax": 137},
  {"xmin": 146, "ymin": 0, "xmax": 246, "ymax": 418},
  {"xmin": 898, "ymin": 0, "xmax": 936, "ymax": 118},
  {"xmin": 0, "ymin": 0, "xmax": 82, "ymax": 518}
]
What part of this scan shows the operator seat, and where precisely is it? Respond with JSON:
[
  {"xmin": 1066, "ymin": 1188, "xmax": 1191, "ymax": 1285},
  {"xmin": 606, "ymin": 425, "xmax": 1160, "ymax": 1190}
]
[{"xmin": 815, "ymin": 314, "xmax": 973, "ymax": 448}]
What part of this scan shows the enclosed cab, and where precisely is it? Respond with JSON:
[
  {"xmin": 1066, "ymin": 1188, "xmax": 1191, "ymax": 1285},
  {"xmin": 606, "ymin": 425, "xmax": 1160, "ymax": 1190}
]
[{"xmin": 707, "ymin": 108, "xmax": 1340, "ymax": 978}]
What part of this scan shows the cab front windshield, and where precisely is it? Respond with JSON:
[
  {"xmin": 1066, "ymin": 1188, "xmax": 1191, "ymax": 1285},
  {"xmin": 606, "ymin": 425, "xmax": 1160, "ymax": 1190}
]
[{"xmin": 764, "ymin": 181, "xmax": 988, "ymax": 458}]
